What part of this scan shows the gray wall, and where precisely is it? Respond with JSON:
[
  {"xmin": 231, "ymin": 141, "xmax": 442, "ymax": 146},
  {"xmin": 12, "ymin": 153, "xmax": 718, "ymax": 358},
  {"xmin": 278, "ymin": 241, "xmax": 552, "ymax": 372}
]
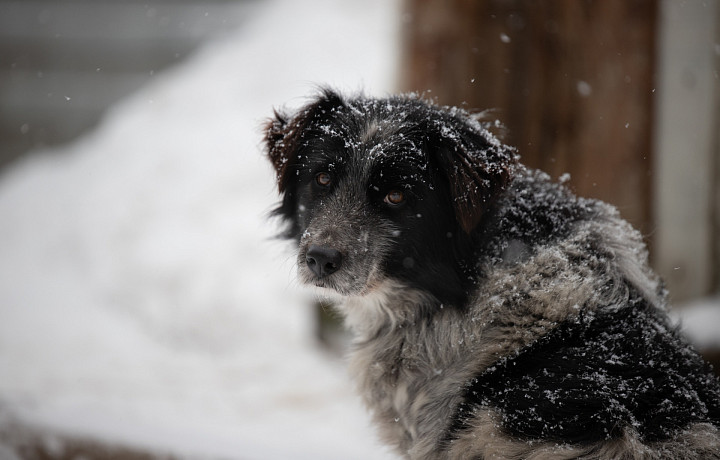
[
  {"xmin": 653, "ymin": 0, "xmax": 720, "ymax": 302},
  {"xmin": 0, "ymin": 0, "xmax": 257, "ymax": 169}
]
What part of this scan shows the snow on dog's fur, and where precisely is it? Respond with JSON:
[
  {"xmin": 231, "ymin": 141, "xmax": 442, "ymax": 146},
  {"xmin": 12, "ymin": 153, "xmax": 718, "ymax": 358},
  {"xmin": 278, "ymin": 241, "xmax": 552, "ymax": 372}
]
[{"xmin": 265, "ymin": 89, "xmax": 720, "ymax": 459}]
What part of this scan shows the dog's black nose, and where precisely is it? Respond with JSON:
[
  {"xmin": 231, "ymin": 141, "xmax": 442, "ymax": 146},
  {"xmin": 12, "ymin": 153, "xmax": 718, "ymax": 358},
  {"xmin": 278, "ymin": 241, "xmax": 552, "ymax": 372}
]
[{"xmin": 306, "ymin": 245, "xmax": 343, "ymax": 278}]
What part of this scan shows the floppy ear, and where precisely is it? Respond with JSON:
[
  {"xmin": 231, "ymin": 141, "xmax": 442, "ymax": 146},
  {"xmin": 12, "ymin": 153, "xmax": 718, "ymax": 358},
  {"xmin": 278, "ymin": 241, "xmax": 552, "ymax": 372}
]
[
  {"xmin": 435, "ymin": 120, "xmax": 516, "ymax": 234},
  {"xmin": 264, "ymin": 109, "xmax": 300, "ymax": 194},
  {"xmin": 264, "ymin": 89, "xmax": 345, "ymax": 193}
]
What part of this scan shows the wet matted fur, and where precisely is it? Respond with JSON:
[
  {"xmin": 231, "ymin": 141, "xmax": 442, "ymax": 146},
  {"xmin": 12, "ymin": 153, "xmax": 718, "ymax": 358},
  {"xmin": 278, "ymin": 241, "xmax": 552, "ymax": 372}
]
[{"xmin": 264, "ymin": 89, "xmax": 720, "ymax": 459}]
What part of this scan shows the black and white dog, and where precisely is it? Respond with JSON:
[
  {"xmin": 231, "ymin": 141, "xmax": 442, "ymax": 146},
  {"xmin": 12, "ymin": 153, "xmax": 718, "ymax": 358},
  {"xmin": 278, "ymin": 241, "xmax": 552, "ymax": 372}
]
[{"xmin": 265, "ymin": 89, "xmax": 720, "ymax": 459}]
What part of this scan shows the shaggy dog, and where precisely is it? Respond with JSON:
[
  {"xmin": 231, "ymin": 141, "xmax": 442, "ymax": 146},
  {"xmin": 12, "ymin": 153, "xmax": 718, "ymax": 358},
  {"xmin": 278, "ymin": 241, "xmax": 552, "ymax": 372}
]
[{"xmin": 265, "ymin": 89, "xmax": 720, "ymax": 459}]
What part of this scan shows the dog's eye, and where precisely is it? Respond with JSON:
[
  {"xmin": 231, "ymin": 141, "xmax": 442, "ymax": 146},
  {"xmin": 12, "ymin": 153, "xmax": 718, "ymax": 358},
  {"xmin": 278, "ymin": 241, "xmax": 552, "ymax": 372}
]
[
  {"xmin": 315, "ymin": 172, "xmax": 332, "ymax": 187},
  {"xmin": 384, "ymin": 190, "xmax": 405, "ymax": 206}
]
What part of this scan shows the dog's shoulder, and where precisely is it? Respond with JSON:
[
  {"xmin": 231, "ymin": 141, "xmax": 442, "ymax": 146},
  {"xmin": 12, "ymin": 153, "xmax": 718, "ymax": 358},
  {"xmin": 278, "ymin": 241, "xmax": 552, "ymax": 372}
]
[{"xmin": 465, "ymin": 167, "xmax": 664, "ymax": 358}]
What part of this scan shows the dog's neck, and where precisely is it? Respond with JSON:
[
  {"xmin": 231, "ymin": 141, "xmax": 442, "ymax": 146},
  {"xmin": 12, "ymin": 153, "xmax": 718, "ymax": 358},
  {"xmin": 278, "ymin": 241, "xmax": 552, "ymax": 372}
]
[{"xmin": 339, "ymin": 279, "xmax": 438, "ymax": 339}]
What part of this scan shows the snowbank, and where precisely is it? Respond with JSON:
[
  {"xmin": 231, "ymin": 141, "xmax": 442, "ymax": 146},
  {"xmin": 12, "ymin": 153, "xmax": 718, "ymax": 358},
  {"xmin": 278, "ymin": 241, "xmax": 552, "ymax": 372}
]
[
  {"xmin": 0, "ymin": 0, "xmax": 400, "ymax": 458},
  {"xmin": 672, "ymin": 297, "xmax": 720, "ymax": 350}
]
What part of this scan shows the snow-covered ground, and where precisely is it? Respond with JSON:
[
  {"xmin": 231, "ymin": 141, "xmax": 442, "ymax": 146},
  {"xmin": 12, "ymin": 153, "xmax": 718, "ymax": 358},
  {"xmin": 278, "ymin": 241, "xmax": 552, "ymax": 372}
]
[{"xmin": 0, "ymin": 0, "xmax": 400, "ymax": 458}]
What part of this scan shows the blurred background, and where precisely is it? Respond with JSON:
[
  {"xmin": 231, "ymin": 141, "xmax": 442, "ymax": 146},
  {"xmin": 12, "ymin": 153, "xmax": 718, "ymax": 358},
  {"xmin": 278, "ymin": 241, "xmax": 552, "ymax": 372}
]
[{"xmin": 0, "ymin": 0, "xmax": 718, "ymax": 459}]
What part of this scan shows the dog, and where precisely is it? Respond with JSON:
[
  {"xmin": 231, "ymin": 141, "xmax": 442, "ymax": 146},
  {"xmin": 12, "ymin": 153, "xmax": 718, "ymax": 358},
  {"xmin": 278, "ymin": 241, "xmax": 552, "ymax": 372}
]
[{"xmin": 265, "ymin": 89, "xmax": 720, "ymax": 459}]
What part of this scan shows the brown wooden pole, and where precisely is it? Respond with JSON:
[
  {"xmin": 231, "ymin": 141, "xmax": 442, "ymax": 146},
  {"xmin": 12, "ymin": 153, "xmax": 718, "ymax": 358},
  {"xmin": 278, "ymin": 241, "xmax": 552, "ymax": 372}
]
[{"xmin": 400, "ymin": 0, "xmax": 658, "ymax": 236}]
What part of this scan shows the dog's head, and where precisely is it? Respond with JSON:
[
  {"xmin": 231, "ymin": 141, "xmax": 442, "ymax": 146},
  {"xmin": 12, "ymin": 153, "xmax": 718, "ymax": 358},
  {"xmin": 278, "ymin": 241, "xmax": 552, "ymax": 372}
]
[{"xmin": 265, "ymin": 89, "xmax": 515, "ymax": 305}]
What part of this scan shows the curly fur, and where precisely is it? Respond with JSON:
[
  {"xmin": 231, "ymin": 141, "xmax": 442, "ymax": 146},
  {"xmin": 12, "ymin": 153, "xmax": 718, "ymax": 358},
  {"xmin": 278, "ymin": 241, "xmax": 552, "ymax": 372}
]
[{"xmin": 265, "ymin": 89, "xmax": 720, "ymax": 459}]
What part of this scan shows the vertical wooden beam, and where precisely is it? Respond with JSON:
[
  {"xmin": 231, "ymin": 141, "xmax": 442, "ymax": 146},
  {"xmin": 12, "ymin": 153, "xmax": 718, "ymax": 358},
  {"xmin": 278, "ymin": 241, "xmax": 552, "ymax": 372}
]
[{"xmin": 400, "ymin": 0, "xmax": 657, "ymax": 236}]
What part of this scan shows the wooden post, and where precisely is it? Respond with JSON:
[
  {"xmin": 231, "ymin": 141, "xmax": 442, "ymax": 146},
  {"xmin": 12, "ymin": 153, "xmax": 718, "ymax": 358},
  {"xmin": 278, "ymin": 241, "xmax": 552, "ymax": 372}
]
[{"xmin": 400, "ymin": 0, "xmax": 658, "ymax": 236}]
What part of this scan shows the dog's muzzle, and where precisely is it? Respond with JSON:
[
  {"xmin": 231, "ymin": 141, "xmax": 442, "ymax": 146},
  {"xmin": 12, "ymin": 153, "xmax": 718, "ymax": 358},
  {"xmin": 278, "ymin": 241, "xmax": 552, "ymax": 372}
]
[{"xmin": 305, "ymin": 245, "xmax": 343, "ymax": 278}]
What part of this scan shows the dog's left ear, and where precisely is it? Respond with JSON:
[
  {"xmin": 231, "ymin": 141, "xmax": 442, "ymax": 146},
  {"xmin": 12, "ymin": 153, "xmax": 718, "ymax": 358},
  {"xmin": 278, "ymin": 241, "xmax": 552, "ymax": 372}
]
[{"xmin": 434, "ymin": 120, "xmax": 516, "ymax": 234}]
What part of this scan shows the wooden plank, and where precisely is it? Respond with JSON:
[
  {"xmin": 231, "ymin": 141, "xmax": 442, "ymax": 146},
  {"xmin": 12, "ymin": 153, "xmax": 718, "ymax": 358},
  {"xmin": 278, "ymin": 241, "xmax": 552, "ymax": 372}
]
[{"xmin": 0, "ymin": 38, "xmax": 195, "ymax": 73}]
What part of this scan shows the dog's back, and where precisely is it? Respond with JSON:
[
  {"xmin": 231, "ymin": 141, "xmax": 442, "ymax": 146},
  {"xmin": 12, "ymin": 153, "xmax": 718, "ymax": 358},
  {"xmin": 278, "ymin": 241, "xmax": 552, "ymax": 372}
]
[{"xmin": 266, "ymin": 90, "xmax": 720, "ymax": 459}]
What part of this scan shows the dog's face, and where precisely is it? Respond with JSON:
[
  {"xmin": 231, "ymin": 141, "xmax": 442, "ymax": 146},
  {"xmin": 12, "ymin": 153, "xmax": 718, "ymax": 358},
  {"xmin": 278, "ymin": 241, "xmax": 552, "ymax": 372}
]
[{"xmin": 265, "ymin": 90, "xmax": 514, "ymax": 305}]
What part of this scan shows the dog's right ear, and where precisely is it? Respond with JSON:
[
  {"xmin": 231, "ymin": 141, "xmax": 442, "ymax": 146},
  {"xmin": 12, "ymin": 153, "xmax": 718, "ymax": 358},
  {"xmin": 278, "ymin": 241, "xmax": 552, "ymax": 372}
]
[
  {"xmin": 265, "ymin": 109, "xmax": 297, "ymax": 194},
  {"xmin": 265, "ymin": 89, "xmax": 346, "ymax": 194}
]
